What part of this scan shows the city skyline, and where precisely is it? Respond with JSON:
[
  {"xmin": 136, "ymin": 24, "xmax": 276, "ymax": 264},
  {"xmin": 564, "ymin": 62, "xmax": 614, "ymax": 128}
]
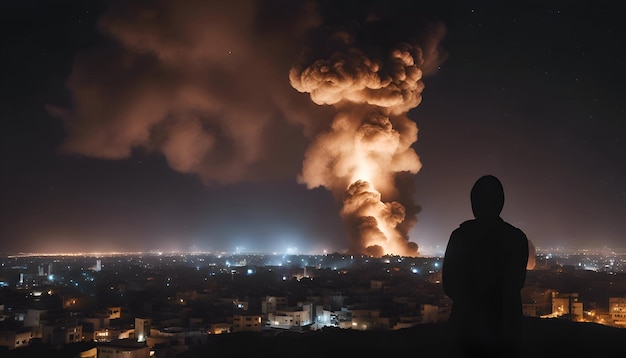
[
  {"xmin": 1, "ymin": 1, "xmax": 625, "ymax": 255},
  {"xmin": 1, "ymin": 246, "xmax": 626, "ymax": 357}
]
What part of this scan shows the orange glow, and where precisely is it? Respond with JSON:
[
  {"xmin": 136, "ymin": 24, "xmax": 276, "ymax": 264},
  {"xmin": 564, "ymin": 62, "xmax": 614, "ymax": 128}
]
[{"xmin": 289, "ymin": 19, "xmax": 446, "ymax": 257}]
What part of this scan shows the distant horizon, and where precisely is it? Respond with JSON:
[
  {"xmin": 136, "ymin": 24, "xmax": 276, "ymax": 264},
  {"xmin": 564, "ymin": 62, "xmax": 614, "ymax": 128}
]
[
  {"xmin": 2, "ymin": 2, "xmax": 625, "ymax": 258},
  {"xmin": 3, "ymin": 245, "xmax": 626, "ymax": 259}
]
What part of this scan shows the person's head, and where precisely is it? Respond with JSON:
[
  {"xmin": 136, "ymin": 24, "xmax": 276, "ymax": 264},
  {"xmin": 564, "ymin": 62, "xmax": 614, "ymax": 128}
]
[{"xmin": 470, "ymin": 175, "xmax": 504, "ymax": 219}]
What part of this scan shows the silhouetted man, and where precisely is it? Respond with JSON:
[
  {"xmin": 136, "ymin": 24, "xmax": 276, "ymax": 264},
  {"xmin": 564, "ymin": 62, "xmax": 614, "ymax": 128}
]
[{"xmin": 443, "ymin": 175, "xmax": 529, "ymax": 358}]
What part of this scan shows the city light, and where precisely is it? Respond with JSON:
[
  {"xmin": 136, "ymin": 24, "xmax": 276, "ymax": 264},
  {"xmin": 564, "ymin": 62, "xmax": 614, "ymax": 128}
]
[{"xmin": 2, "ymin": 248, "xmax": 626, "ymax": 355}]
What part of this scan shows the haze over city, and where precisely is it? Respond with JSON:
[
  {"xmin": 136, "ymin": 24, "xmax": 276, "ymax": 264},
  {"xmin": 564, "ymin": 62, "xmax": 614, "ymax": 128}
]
[{"xmin": 1, "ymin": 1, "xmax": 625, "ymax": 255}]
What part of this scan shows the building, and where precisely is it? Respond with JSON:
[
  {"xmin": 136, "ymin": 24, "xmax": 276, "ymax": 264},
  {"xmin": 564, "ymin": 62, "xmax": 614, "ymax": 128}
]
[
  {"xmin": 523, "ymin": 303, "xmax": 543, "ymax": 317},
  {"xmin": 233, "ymin": 314, "xmax": 263, "ymax": 332},
  {"xmin": 261, "ymin": 296, "xmax": 287, "ymax": 314},
  {"xmin": 549, "ymin": 292, "xmax": 583, "ymax": 321},
  {"xmin": 107, "ymin": 307, "xmax": 121, "ymax": 320},
  {"xmin": 21, "ymin": 309, "xmax": 46, "ymax": 339},
  {"xmin": 333, "ymin": 308, "xmax": 353, "ymax": 329},
  {"xmin": 265, "ymin": 302, "xmax": 314, "ymax": 330},
  {"xmin": 421, "ymin": 304, "xmax": 439, "ymax": 323},
  {"xmin": 98, "ymin": 339, "xmax": 150, "ymax": 358},
  {"xmin": 78, "ymin": 346, "xmax": 97, "ymax": 358},
  {"xmin": 349, "ymin": 308, "xmax": 385, "ymax": 330},
  {"xmin": 23, "ymin": 309, "xmax": 45, "ymax": 328},
  {"xmin": 82, "ymin": 314, "xmax": 111, "ymax": 331},
  {"xmin": 42, "ymin": 321, "xmax": 83, "ymax": 345},
  {"xmin": 0, "ymin": 327, "xmax": 32, "ymax": 350},
  {"xmin": 313, "ymin": 306, "xmax": 333, "ymax": 329},
  {"xmin": 267, "ymin": 307, "xmax": 312, "ymax": 330},
  {"xmin": 135, "ymin": 318, "xmax": 151, "ymax": 342},
  {"xmin": 82, "ymin": 314, "xmax": 112, "ymax": 342},
  {"xmin": 609, "ymin": 297, "xmax": 626, "ymax": 325},
  {"xmin": 522, "ymin": 287, "xmax": 555, "ymax": 317}
]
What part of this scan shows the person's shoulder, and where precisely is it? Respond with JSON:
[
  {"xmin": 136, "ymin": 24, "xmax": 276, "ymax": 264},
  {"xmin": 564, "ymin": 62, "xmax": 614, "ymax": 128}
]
[
  {"xmin": 502, "ymin": 221, "xmax": 528, "ymax": 240},
  {"xmin": 448, "ymin": 220, "xmax": 478, "ymax": 242},
  {"xmin": 450, "ymin": 219, "xmax": 474, "ymax": 235},
  {"xmin": 458, "ymin": 219, "xmax": 477, "ymax": 229}
]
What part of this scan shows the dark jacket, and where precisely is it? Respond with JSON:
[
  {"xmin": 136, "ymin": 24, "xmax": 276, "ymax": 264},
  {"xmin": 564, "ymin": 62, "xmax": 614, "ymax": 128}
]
[{"xmin": 442, "ymin": 175, "xmax": 529, "ymax": 356}]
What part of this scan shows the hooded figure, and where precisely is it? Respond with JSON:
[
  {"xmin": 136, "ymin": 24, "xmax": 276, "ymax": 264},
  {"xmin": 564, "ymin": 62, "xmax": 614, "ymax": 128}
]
[{"xmin": 443, "ymin": 175, "xmax": 529, "ymax": 358}]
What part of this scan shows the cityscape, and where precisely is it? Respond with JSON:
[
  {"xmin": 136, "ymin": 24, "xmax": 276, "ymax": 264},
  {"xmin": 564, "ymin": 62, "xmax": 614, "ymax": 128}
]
[
  {"xmin": 2, "ymin": 248, "xmax": 626, "ymax": 357},
  {"xmin": 2, "ymin": 1, "xmax": 625, "ymax": 357}
]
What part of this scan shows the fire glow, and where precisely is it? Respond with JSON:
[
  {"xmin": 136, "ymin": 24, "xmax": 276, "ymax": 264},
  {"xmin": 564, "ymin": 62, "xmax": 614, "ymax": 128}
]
[
  {"xmin": 46, "ymin": 1, "xmax": 446, "ymax": 257},
  {"xmin": 290, "ymin": 26, "xmax": 446, "ymax": 257}
]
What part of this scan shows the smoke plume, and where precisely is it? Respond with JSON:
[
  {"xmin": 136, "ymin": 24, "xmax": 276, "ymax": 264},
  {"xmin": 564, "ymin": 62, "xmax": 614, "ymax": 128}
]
[
  {"xmin": 290, "ymin": 5, "xmax": 446, "ymax": 257},
  {"xmin": 47, "ymin": 0, "xmax": 326, "ymax": 184},
  {"xmin": 47, "ymin": 0, "xmax": 445, "ymax": 256}
]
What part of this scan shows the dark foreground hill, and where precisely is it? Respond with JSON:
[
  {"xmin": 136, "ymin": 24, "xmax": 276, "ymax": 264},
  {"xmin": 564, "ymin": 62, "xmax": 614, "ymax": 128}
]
[
  {"xmin": 3, "ymin": 317, "xmax": 626, "ymax": 357},
  {"xmin": 180, "ymin": 317, "xmax": 626, "ymax": 358}
]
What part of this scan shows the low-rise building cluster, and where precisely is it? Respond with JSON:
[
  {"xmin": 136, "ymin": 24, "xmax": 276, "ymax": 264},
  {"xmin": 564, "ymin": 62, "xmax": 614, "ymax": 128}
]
[{"xmin": 0, "ymin": 251, "xmax": 625, "ymax": 356}]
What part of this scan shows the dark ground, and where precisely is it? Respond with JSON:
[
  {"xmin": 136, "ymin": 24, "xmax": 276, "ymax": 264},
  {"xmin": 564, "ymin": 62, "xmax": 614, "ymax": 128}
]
[
  {"xmin": 179, "ymin": 318, "xmax": 626, "ymax": 357},
  {"xmin": 3, "ymin": 317, "xmax": 625, "ymax": 357}
]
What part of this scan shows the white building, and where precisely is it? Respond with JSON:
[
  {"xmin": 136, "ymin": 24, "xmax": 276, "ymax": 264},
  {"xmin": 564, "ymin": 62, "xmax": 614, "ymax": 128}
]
[
  {"xmin": 98, "ymin": 339, "xmax": 150, "ymax": 358},
  {"xmin": 609, "ymin": 297, "xmax": 626, "ymax": 325},
  {"xmin": 549, "ymin": 292, "xmax": 583, "ymax": 320},
  {"xmin": 135, "ymin": 318, "xmax": 151, "ymax": 342},
  {"xmin": 313, "ymin": 307, "xmax": 333, "ymax": 329},
  {"xmin": 0, "ymin": 327, "xmax": 32, "ymax": 350},
  {"xmin": 266, "ymin": 306, "xmax": 312, "ymax": 330},
  {"xmin": 23, "ymin": 309, "xmax": 45, "ymax": 329}
]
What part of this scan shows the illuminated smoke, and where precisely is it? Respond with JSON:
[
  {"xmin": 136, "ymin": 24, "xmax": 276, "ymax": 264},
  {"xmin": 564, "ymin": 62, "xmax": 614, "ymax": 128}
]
[
  {"xmin": 290, "ymin": 15, "xmax": 446, "ymax": 257},
  {"xmin": 46, "ymin": 0, "xmax": 325, "ymax": 184},
  {"xmin": 46, "ymin": 0, "xmax": 445, "ymax": 256}
]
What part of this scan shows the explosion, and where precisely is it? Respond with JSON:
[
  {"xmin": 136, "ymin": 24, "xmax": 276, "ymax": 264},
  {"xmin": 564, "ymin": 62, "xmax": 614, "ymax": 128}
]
[
  {"xmin": 46, "ymin": 0, "xmax": 446, "ymax": 256},
  {"xmin": 290, "ymin": 17, "xmax": 446, "ymax": 257}
]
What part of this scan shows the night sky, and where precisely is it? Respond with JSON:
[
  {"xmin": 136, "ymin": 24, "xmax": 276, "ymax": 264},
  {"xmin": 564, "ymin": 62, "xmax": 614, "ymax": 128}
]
[{"xmin": 1, "ymin": 1, "xmax": 625, "ymax": 255}]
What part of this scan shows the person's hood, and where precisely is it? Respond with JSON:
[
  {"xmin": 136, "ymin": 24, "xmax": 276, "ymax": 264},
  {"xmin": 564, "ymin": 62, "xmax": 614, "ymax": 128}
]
[{"xmin": 470, "ymin": 175, "xmax": 504, "ymax": 219}]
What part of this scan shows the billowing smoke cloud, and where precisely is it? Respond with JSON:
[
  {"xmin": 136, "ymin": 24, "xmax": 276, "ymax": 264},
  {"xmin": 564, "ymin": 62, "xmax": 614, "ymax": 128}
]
[
  {"xmin": 290, "ymin": 5, "xmax": 446, "ymax": 257},
  {"xmin": 47, "ymin": 0, "xmax": 445, "ymax": 256},
  {"xmin": 47, "ymin": 0, "xmax": 328, "ymax": 184}
]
